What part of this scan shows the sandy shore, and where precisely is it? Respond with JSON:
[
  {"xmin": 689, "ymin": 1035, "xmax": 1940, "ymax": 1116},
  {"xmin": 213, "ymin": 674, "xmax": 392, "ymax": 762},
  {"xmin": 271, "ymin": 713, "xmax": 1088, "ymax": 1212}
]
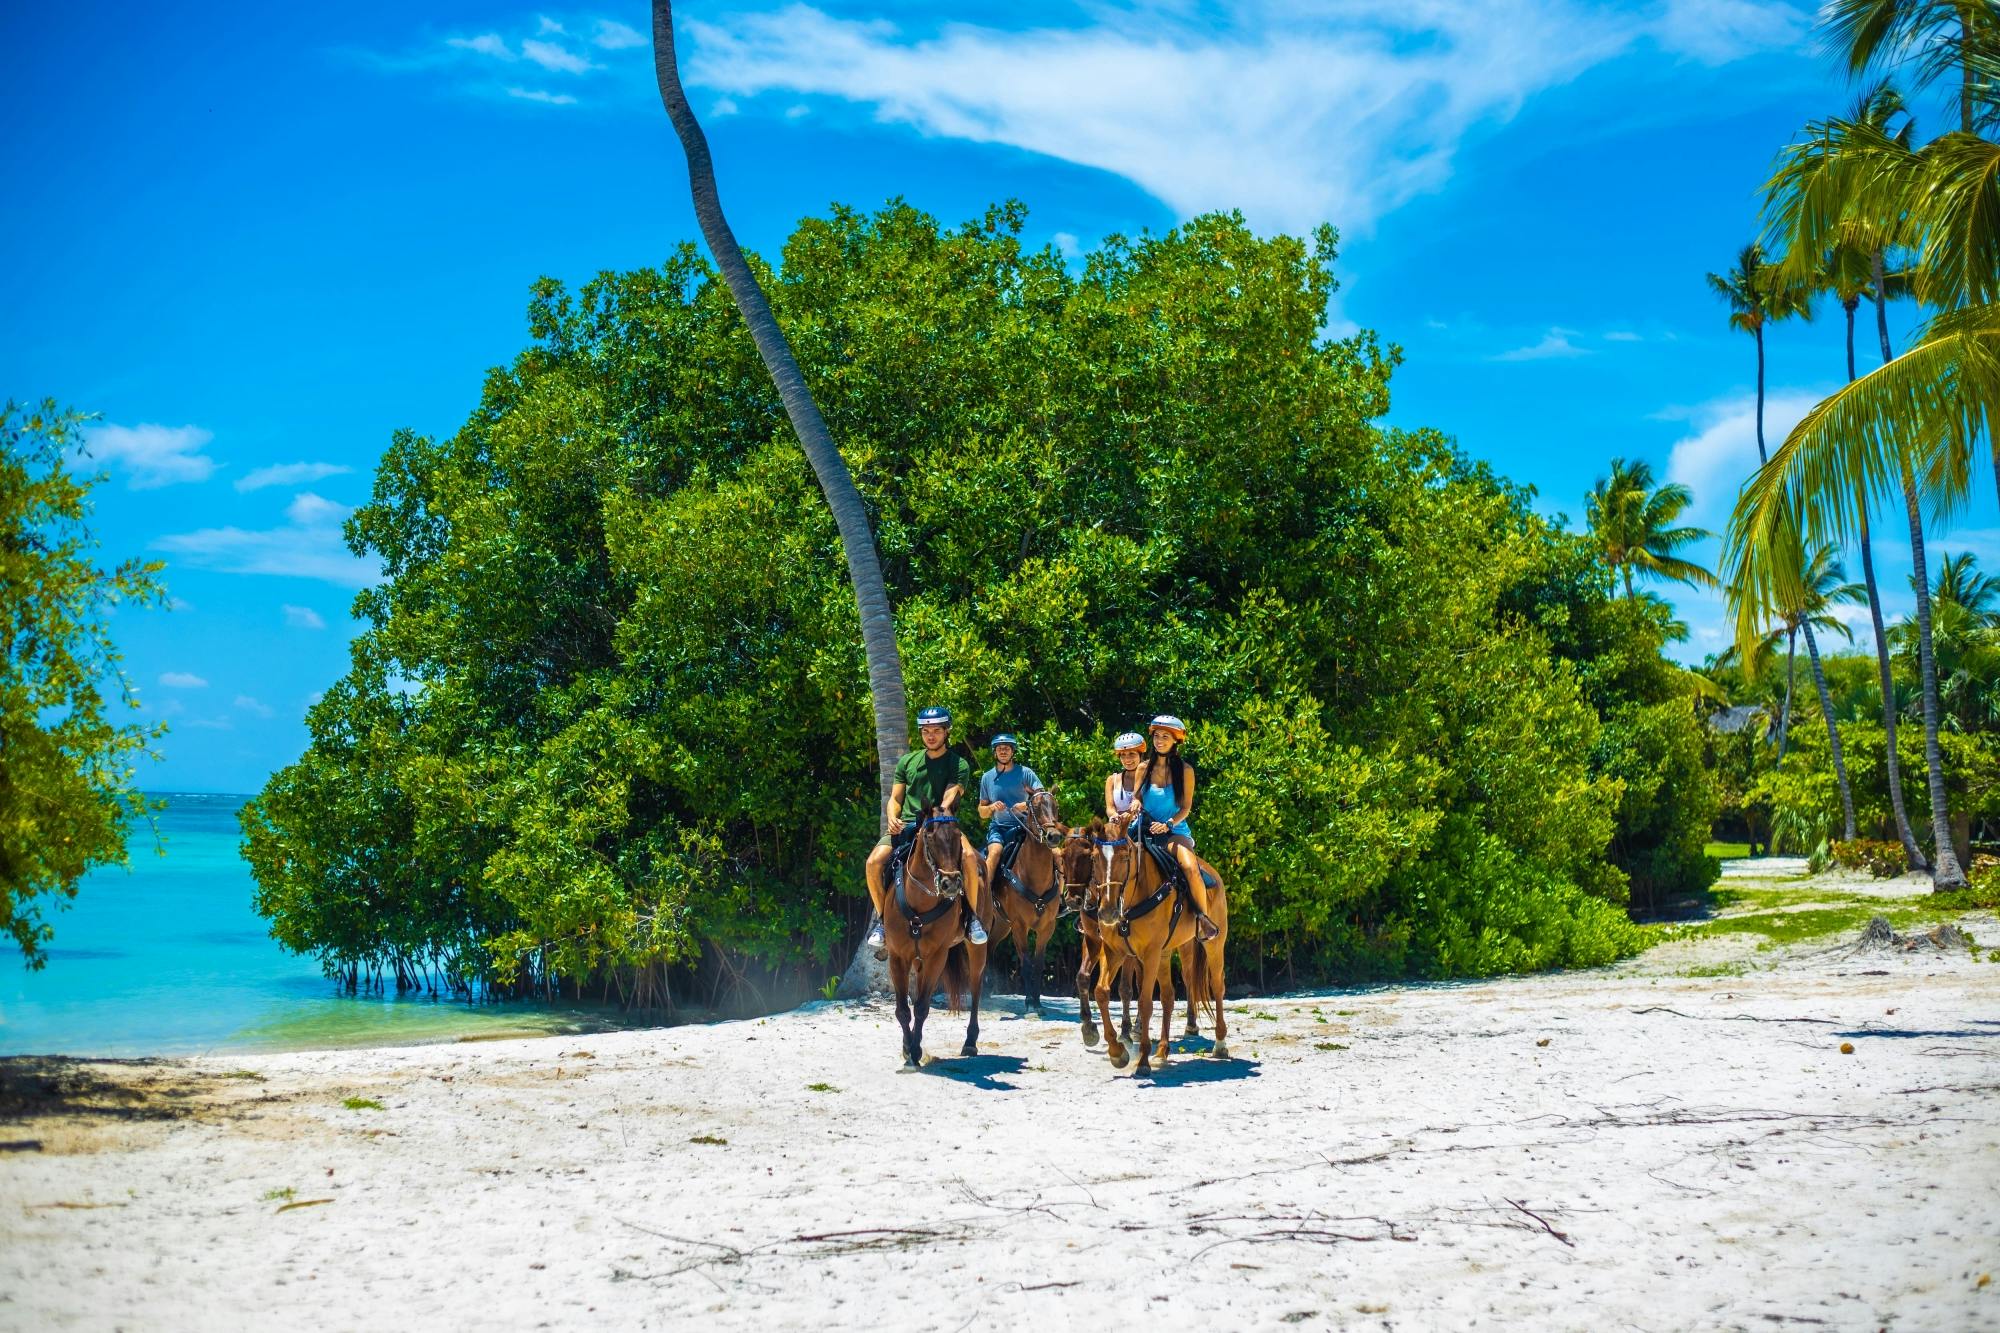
[{"xmin": 3, "ymin": 875, "xmax": 1996, "ymax": 1332}]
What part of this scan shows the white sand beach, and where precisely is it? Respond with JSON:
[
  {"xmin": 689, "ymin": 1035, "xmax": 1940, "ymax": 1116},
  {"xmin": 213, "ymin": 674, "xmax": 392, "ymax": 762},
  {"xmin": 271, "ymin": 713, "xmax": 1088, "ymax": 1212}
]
[{"xmin": 4, "ymin": 873, "xmax": 1996, "ymax": 1332}]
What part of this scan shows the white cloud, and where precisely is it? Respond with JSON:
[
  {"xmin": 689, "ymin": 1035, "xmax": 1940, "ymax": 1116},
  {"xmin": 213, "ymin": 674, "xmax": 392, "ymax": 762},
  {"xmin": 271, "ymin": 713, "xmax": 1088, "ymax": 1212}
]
[
  {"xmin": 168, "ymin": 596, "xmax": 194, "ymax": 612},
  {"xmin": 159, "ymin": 671, "xmax": 208, "ymax": 688},
  {"xmin": 594, "ymin": 19, "xmax": 646, "ymax": 50},
  {"xmin": 448, "ymin": 32, "xmax": 511, "ymax": 59},
  {"xmin": 710, "ymin": 96, "xmax": 740, "ymax": 117},
  {"xmin": 1492, "ymin": 328, "xmax": 1590, "ymax": 361},
  {"xmin": 1652, "ymin": 0, "xmax": 1807, "ymax": 65},
  {"xmin": 1604, "ymin": 330, "xmax": 1643, "ymax": 342},
  {"xmin": 508, "ymin": 86, "xmax": 579, "ymax": 106},
  {"xmin": 234, "ymin": 694, "xmax": 276, "ymax": 719},
  {"xmin": 282, "ymin": 603, "xmax": 327, "ymax": 630},
  {"xmin": 154, "ymin": 492, "xmax": 379, "ymax": 588},
  {"xmin": 236, "ymin": 461, "xmax": 353, "ymax": 492},
  {"xmin": 1051, "ymin": 231, "xmax": 1082, "ymax": 262},
  {"xmin": 682, "ymin": 1, "xmax": 1803, "ymax": 236},
  {"xmin": 522, "ymin": 38, "xmax": 594, "ymax": 74},
  {"xmin": 77, "ymin": 423, "xmax": 217, "ymax": 489},
  {"xmin": 537, "ymin": 16, "xmax": 566, "ymax": 37},
  {"xmin": 1663, "ymin": 389, "xmax": 1823, "ymax": 525}
]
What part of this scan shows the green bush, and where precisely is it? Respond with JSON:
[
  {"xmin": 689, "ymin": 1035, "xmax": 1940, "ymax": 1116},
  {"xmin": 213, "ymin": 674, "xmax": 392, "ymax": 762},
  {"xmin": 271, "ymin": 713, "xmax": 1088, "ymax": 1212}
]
[
  {"xmin": 1828, "ymin": 838, "xmax": 1906, "ymax": 877},
  {"xmin": 244, "ymin": 202, "xmax": 1680, "ymax": 999}
]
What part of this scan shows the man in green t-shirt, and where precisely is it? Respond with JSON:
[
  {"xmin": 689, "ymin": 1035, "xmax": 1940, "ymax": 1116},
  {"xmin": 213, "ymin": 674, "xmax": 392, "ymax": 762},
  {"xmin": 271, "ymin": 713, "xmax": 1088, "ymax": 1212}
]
[{"xmin": 865, "ymin": 705, "xmax": 988, "ymax": 954}]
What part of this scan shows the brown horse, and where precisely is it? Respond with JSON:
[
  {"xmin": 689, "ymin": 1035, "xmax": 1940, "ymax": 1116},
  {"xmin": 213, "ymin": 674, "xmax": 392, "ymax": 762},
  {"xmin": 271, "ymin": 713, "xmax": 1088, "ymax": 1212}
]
[
  {"xmin": 1090, "ymin": 815, "xmax": 1229, "ymax": 1074},
  {"xmin": 988, "ymin": 786, "xmax": 1071, "ymax": 1015},
  {"xmin": 881, "ymin": 808, "xmax": 989, "ymax": 1068},
  {"xmin": 1062, "ymin": 823, "xmax": 1134, "ymax": 1049}
]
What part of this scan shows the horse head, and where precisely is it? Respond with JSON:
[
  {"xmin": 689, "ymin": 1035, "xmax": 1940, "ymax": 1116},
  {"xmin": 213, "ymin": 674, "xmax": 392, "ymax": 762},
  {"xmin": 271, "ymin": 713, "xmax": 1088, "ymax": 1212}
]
[
  {"xmin": 1056, "ymin": 821, "xmax": 1097, "ymax": 908},
  {"xmin": 913, "ymin": 806, "xmax": 965, "ymax": 900},
  {"xmin": 1024, "ymin": 785, "xmax": 1066, "ymax": 848},
  {"xmin": 1088, "ymin": 816, "xmax": 1137, "ymax": 913}
]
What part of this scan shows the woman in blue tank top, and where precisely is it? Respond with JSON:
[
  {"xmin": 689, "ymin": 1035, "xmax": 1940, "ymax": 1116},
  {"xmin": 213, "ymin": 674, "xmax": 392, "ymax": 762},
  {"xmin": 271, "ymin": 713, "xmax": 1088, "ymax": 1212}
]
[{"xmin": 1133, "ymin": 714, "xmax": 1218, "ymax": 942}]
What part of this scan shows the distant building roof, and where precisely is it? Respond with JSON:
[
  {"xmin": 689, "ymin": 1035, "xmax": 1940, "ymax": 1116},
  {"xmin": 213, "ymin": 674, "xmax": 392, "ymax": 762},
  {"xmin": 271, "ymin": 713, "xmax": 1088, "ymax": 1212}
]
[{"xmin": 1707, "ymin": 704, "xmax": 1768, "ymax": 736}]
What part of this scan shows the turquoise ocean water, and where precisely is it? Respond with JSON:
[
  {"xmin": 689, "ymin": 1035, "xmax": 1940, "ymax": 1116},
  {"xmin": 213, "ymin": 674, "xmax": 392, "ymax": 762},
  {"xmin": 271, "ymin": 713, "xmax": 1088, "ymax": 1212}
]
[{"xmin": 1, "ymin": 793, "xmax": 631, "ymax": 1057}]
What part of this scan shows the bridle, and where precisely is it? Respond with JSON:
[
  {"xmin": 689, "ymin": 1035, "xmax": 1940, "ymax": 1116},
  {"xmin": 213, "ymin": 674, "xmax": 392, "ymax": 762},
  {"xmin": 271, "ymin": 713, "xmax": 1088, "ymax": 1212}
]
[
  {"xmin": 894, "ymin": 811, "xmax": 968, "ymax": 946},
  {"xmin": 1052, "ymin": 827, "xmax": 1094, "ymax": 916},
  {"xmin": 1022, "ymin": 787, "xmax": 1066, "ymax": 849},
  {"xmin": 916, "ymin": 812, "xmax": 964, "ymax": 900}
]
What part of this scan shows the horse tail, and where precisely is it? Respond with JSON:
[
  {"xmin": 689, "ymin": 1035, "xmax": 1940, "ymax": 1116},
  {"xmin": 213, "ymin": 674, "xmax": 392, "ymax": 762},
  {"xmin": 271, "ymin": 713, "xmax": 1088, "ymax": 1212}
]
[
  {"xmin": 940, "ymin": 944, "xmax": 971, "ymax": 1013},
  {"xmin": 1187, "ymin": 939, "xmax": 1216, "ymax": 1030}
]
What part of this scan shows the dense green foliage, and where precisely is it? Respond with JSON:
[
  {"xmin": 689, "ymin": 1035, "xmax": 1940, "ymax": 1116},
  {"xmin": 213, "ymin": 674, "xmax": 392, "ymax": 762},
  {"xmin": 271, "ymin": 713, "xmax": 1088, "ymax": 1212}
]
[
  {"xmin": 245, "ymin": 203, "xmax": 1714, "ymax": 1004},
  {"xmin": 1, "ymin": 401, "xmax": 167, "ymax": 966}
]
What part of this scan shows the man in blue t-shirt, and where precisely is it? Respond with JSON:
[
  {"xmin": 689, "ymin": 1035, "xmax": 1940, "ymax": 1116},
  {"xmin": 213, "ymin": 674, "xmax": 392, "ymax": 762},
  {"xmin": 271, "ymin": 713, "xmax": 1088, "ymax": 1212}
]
[{"xmin": 977, "ymin": 734, "xmax": 1044, "ymax": 895}]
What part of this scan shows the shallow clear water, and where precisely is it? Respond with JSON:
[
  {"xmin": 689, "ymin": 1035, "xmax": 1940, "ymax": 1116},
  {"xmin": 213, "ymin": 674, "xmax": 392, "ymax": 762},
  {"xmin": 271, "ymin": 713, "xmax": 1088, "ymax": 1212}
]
[{"xmin": 1, "ymin": 793, "xmax": 633, "ymax": 1056}]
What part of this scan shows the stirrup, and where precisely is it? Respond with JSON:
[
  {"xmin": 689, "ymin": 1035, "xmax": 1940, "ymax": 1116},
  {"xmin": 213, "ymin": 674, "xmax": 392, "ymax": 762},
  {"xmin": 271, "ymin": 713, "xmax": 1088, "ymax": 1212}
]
[{"xmin": 1194, "ymin": 912, "xmax": 1219, "ymax": 942}]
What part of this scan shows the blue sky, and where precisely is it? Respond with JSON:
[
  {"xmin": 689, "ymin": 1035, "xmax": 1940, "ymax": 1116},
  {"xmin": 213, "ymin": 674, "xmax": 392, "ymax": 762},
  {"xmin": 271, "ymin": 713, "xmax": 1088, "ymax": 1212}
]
[{"xmin": 6, "ymin": 1, "xmax": 1990, "ymax": 794}]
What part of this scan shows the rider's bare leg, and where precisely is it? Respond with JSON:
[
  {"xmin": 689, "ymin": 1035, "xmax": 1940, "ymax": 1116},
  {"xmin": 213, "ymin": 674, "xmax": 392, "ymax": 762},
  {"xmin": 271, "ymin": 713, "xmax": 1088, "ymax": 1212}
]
[
  {"xmin": 865, "ymin": 843, "xmax": 893, "ymax": 919},
  {"xmin": 1174, "ymin": 843, "xmax": 1217, "ymax": 938}
]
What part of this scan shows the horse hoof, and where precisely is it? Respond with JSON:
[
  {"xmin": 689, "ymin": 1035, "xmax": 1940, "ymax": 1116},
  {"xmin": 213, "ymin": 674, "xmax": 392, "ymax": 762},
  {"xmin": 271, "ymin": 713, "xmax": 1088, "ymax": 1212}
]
[
  {"xmin": 1081, "ymin": 1026, "xmax": 1100, "ymax": 1048},
  {"xmin": 1109, "ymin": 1046, "xmax": 1132, "ymax": 1070},
  {"xmin": 1183, "ymin": 1024, "xmax": 1199, "ymax": 1038},
  {"xmin": 1212, "ymin": 1043, "xmax": 1230, "ymax": 1061},
  {"xmin": 1134, "ymin": 1062, "xmax": 1154, "ymax": 1080},
  {"xmin": 960, "ymin": 1042, "xmax": 978, "ymax": 1058}
]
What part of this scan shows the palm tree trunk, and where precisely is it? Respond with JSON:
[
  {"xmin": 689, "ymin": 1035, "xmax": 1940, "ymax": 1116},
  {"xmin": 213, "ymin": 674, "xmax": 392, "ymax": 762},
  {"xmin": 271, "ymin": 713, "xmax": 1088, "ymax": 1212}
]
[
  {"xmin": 1776, "ymin": 626, "xmax": 1797, "ymax": 764},
  {"xmin": 1754, "ymin": 323, "xmax": 1769, "ymax": 464},
  {"xmin": 1874, "ymin": 251, "xmax": 1966, "ymax": 889},
  {"xmin": 651, "ymin": 3, "xmax": 909, "ymax": 983},
  {"xmin": 1860, "ymin": 511, "xmax": 1929, "ymax": 869},
  {"xmin": 1800, "ymin": 621, "xmax": 1857, "ymax": 841},
  {"xmin": 1623, "ymin": 565, "xmax": 1634, "ymax": 600},
  {"xmin": 1846, "ymin": 301, "xmax": 1926, "ymax": 868}
]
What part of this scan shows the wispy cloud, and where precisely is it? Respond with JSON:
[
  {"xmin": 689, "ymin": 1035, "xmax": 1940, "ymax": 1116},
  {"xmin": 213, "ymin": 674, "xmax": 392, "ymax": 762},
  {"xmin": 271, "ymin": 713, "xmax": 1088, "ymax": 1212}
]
[
  {"xmin": 1492, "ymin": 328, "xmax": 1590, "ymax": 362},
  {"xmin": 508, "ymin": 86, "xmax": 579, "ymax": 105},
  {"xmin": 236, "ymin": 461, "xmax": 353, "ymax": 492},
  {"xmin": 1604, "ymin": 330, "xmax": 1644, "ymax": 342},
  {"xmin": 77, "ymin": 423, "xmax": 218, "ymax": 489},
  {"xmin": 522, "ymin": 37, "xmax": 595, "ymax": 73},
  {"xmin": 234, "ymin": 694, "xmax": 276, "ymax": 719},
  {"xmin": 593, "ymin": 19, "xmax": 646, "ymax": 50},
  {"xmin": 1664, "ymin": 388, "xmax": 1824, "ymax": 525},
  {"xmin": 682, "ymin": 1, "xmax": 1806, "ymax": 235},
  {"xmin": 159, "ymin": 671, "xmax": 208, "ymax": 688},
  {"xmin": 153, "ymin": 491, "xmax": 380, "ymax": 588},
  {"xmin": 282, "ymin": 603, "xmax": 327, "ymax": 630}
]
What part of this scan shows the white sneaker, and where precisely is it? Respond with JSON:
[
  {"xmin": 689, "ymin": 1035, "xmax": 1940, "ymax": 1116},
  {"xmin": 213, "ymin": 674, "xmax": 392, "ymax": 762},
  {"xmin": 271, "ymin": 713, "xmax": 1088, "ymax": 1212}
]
[
  {"xmin": 866, "ymin": 919, "xmax": 887, "ymax": 959},
  {"xmin": 966, "ymin": 914, "xmax": 989, "ymax": 945}
]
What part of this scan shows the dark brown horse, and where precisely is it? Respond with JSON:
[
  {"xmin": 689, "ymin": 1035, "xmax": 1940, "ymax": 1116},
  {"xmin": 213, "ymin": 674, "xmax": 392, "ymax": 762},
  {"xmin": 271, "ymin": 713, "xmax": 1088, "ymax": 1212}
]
[
  {"xmin": 881, "ymin": 808, "xmax": 989, "ymax": 1068},
  {"xmin": 1089, "ymin": 814, "xmax": 1229, "ymax": 1075},
  {"xmin": 989, "ymin": 786, "xmax": 1070, "ymax": 1015}
]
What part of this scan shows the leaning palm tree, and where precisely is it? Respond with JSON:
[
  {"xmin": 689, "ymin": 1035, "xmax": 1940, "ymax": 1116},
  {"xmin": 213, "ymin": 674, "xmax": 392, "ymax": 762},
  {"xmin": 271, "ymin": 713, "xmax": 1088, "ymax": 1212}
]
[
  {"xmin": 1707, "ymin": 244, "xmax": 1816, "ymax": 464},
  {"xmin": 651, "ymin": 3, "xmax": 906, "ymax": 987},
  {"xmin": 1584, "ymin": 458, "xmax": 1718, "ymax": 598},
  {"xmin": 1729, "ymin": 520, "xmax": 1867, "ymax": 841}
]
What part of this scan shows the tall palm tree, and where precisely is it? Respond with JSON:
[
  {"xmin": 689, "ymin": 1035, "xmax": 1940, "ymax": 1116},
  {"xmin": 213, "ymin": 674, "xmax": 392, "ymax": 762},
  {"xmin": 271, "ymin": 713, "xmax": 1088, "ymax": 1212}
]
[
  {"xmin": 1931, "ymin": 549, "xmax": 2000, "ymax": 620},
  {"xmin": 1788, "ymin": 130, "xmax": 1929, "ymax": 866},
  {"xmin": 1707, "ymin": 244, "xmax": 1816, "ymax": 464},
  {"xmin": 651, "ymin": 3, "xmax": 907, "ymax": 985},
  {"xmin": 1824, "ymin": 0, "xmax": 2000, "ymax": 134},
  {"xmin": 1584, "ymin": 458, "xmax": 1718, "ymax": 598},
  {"xmin": 1730, "ymin": 521, "xmax": 1867, "ymax": 840},
  {"xmin": 1741, "ymin": 90, "xmax": 1989, "ymax": 888}
]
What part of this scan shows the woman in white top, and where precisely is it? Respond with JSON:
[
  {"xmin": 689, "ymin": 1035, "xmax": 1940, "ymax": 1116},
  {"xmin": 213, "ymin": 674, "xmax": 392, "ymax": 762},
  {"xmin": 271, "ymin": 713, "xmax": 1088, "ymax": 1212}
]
[{"xmin": 1103, "ymin": 732, "xmax": 1146, "ymax": 824}]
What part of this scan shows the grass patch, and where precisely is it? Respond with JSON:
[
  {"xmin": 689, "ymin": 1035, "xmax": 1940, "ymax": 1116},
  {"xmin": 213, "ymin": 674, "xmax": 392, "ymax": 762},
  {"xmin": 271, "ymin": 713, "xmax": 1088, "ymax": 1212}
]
[
  {"xmin": 222, "ymin": 1070, "xmax": 265, "ymax": 1081},
  {"xmin": 1251, "ymin": 1011, "xmax": 1279, "ymax": 1021},
  {"xmin": 1930, "ymin": 882, "xmax": 2000, "ymax": 911},
  {"xmin": 1313, "ymin": 1042, "xmax": 1348, "ymax": 1052},
  {"xmin": 1704, "ymin": 841, "xmax": 1753, "ymax": 860},
  {"xmin": 1679, "ymin": 905, "xmax": 1884, "ymax": 948},
  {"xmin": 1675, "ymin": 962, "xmax": 1749, "ymax": 978},
  {"xmin": 340, "ymin": 1097, "xmax": 384, "ymax": 1111},
  {"xmin": 805, "ymin": 1083, "xmax": 838, "ymax": 1094},
  {"xmin": 261, "ymin": 1186, "xmax": 296, "ymax": 1203},
  {"xmin": 689, "ymin": 1134, "xmax": 727, "ymax": 1146}
]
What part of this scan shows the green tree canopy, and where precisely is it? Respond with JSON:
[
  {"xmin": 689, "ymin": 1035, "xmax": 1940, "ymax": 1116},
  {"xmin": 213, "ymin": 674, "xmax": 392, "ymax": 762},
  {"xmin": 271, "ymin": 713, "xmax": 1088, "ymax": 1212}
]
[
  {"xmin": 245, "ymin": 203, "xmax": 1698, "ymax": 1001},
  {"xmin": 1, "ymin": 401, "xmax": 167, "ymax": 966}
]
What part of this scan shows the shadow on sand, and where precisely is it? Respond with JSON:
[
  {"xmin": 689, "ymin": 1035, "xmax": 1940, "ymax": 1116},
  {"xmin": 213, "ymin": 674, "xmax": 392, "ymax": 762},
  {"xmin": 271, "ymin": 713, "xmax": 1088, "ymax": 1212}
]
[{"xmin": 920, "ymin": 1053, "xmax": 1027, "ymax": 1091}]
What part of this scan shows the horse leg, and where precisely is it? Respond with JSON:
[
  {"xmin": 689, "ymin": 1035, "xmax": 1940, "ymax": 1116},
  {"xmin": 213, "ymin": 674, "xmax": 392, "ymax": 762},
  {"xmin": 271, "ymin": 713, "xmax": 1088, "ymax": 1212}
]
[
  {"xmin": 1156, "ymin": 951, "xmax": 1176, "ymax": 1065},
  {"xmin": 1208, "ymin": 940, "xmax": 1230, "ymax": 1061},
  {"xmin": 1119, "ymin": 958, "xmax": 1135, "ymax": 1044},
  {"xmin": 1133, "ymin": 952, "xmax": 1161, "ymax": 1078},
  {"xmin": 962, "ymin": 940, "xmax": 984, "ymax": 1057},
  {"xmin": 1095, "ymin": 956, "xmax": 1128, "ymax": 1069},
  {"xmin": 909, "ymin": 948, "xmax": 937, "ymax": 1068},
  {"xmin": 1029, "ymin": 924, "xmax": 1050, "ymax": 1016},
  {"xmin": 890, "ymin": 952, "xmax": 918, "ymax": 1069},
  {"xmin": 1077, "ymin": 936, "xmax": 1100, "ymax": 1047}
]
